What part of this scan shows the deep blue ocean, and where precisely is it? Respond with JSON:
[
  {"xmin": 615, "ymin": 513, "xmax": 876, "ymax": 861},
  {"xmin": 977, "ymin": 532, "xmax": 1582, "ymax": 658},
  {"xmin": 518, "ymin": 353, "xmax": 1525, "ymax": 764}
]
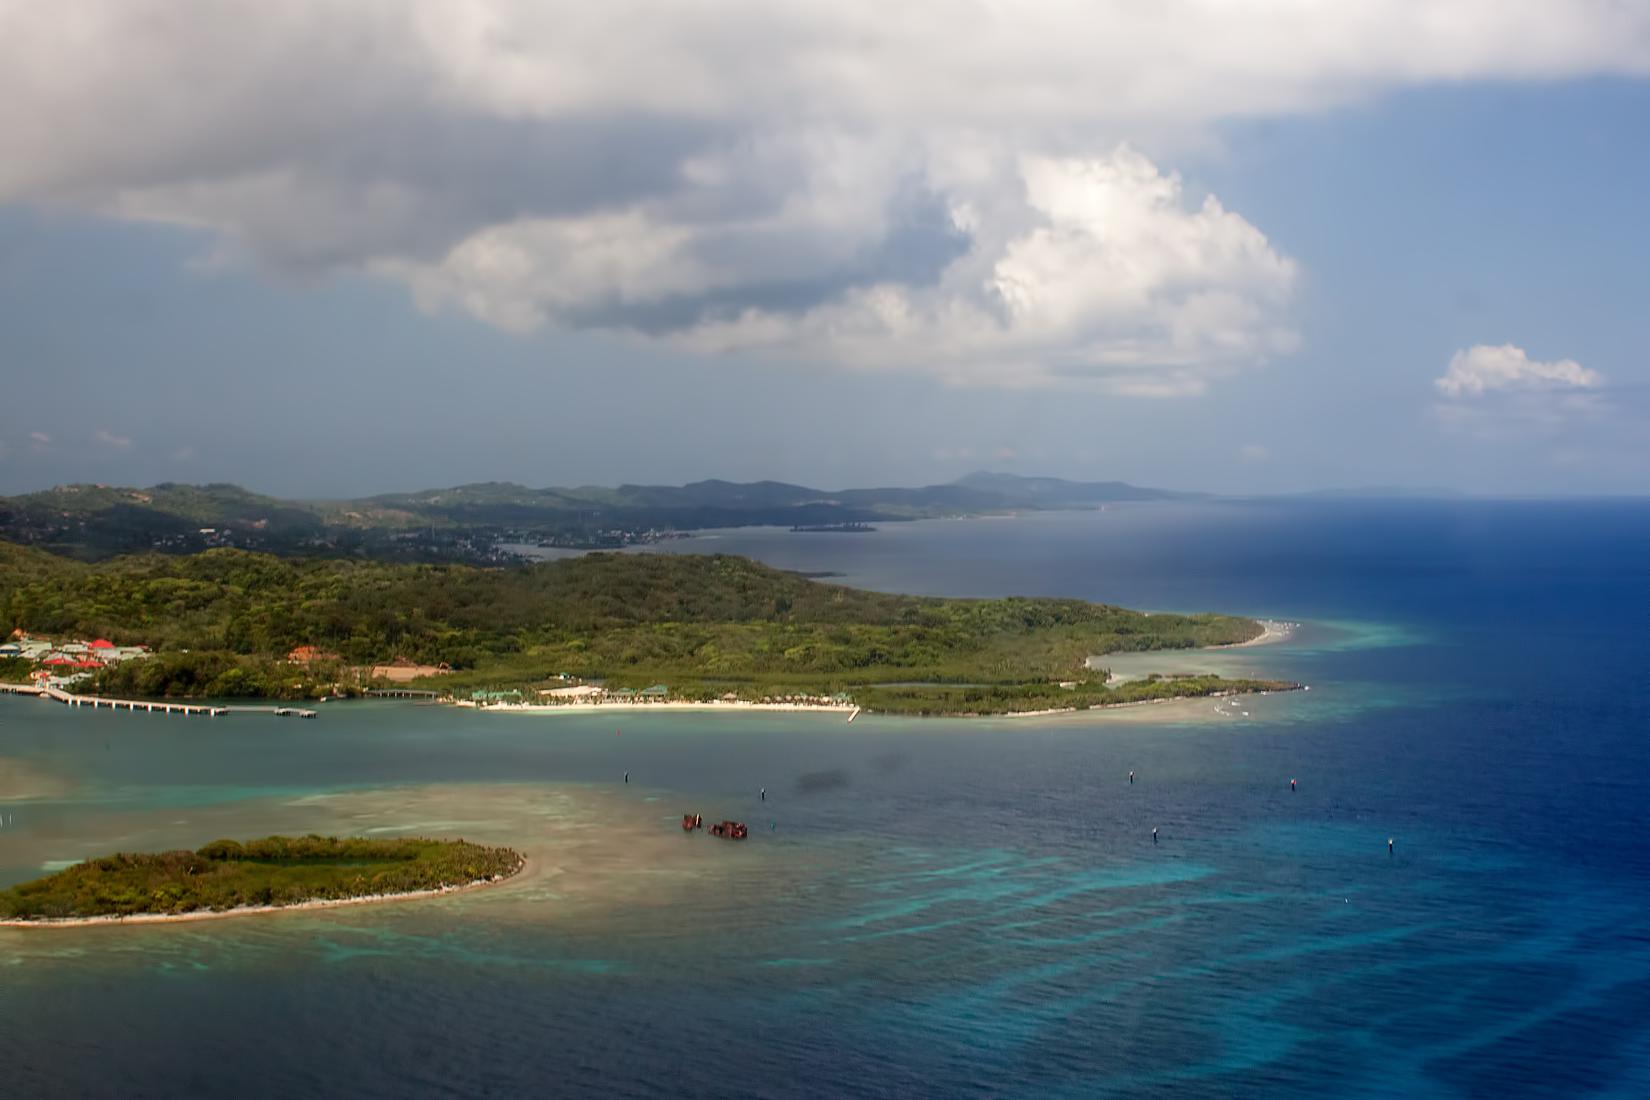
[{"xmin": 3, "ymin": 499, "xmax": 1648, "ymax": 1098}]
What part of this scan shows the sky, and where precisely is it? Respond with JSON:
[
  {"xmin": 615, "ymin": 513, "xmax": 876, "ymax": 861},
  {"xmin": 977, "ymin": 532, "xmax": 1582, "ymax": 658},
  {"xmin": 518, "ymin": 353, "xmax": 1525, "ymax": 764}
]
[{"xmin": 1, "ymin": 1, "xmax": 1647, "ymax": 498}]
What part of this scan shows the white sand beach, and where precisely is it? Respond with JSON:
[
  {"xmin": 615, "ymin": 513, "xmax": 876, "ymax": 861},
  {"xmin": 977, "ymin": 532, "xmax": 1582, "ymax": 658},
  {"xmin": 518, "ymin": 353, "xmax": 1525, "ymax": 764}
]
[
  {"xmin": 468, "ymin": 699, "xmax": 860, "ymax": 717},
  {"xmin": 1212, "ymin": 619, "xmax": 1297, "ymax": 649}
]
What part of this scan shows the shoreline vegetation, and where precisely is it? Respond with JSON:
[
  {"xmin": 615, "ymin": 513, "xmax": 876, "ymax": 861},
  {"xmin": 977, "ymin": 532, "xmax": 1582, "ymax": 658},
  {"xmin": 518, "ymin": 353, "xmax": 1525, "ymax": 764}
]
[
  {"xmin": 0, "ymin": 836, "xmax": 524, "ymax": 926},
  {"xmin": 2, "ymin": 540, "xmax": 1301, "ymax": 717}
]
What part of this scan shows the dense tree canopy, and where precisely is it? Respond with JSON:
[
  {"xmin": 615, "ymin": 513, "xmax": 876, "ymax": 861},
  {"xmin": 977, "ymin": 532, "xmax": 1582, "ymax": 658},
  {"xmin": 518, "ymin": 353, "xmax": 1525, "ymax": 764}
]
[
  {"xmin": 0, "ymin": 836, "xmax": 523, "ymax": 921},
  {"xmin": 0, "ymin": 540, "xmax": 1279, "ymax": 709}
]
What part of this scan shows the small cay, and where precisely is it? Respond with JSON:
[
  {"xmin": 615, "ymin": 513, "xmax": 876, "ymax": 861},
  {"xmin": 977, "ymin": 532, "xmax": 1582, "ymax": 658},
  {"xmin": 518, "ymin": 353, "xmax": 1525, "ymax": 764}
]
[{"xmin": 0, "ymin": 835, "xmax": 524, "ymax": 925}]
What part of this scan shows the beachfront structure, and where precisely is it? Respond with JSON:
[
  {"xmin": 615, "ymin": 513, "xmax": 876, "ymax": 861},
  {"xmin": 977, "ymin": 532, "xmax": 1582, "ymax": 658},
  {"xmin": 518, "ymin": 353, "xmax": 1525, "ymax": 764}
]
[{"xmin": 540, "ymin": 685, "xmax": 605, "ymax": 699}]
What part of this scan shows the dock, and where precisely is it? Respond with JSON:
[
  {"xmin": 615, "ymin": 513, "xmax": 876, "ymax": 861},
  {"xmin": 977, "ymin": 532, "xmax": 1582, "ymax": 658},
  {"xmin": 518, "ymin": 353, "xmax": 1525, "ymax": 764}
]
[
  {"xmin": 364, "ymin": 689, "xmax": 443, "ymax": 700},
  {"xmin": 1, "ymin": 683, "xmax": 314, "ymax": 719},
  {"xmin": 40, "ymin": 685, "xmax": 227, "ymax": 716},
  {"xmin": 221, "ymin": 704, "xmax": 319, "ymax": 718}
]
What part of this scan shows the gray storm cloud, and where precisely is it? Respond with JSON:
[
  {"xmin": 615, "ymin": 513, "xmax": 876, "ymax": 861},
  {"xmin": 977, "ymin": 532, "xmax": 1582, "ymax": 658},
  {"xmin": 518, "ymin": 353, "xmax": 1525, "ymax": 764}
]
[{"xmin": 4, "ymin": 0, "xmax": 1648, "ymax": 389}]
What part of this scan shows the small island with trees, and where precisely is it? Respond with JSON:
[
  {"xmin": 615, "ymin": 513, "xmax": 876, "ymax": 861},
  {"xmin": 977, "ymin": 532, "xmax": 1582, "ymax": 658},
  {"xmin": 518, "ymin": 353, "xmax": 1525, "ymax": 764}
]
[{"xmin": 0, "ymin": 835, "xmax": 525, "ymax": 925}]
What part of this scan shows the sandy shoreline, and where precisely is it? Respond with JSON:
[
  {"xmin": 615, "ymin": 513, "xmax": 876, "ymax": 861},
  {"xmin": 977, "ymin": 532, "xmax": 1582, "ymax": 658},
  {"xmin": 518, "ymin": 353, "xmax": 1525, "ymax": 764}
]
[
  {"xmin": 469, "ymin": 699, "xmax": 861, "ymax": 718},
  {"xmin": 995, "ymin": 685, "xmax": 1299, "ymax": 720},
  {"xmin": 1209, "ymin": 618, "xmax": 1297, "ymax": 649},
  {"xmin": 0, "ymin": 856, "xmax": 527, "ymax": 930}
]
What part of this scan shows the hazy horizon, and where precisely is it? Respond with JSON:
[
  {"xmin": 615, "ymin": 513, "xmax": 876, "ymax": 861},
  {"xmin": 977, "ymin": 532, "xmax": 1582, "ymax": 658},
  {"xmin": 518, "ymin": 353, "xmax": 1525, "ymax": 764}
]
[{"xmin": 3, "ymin": 467, "xmax": 1644, "ymax": 504}]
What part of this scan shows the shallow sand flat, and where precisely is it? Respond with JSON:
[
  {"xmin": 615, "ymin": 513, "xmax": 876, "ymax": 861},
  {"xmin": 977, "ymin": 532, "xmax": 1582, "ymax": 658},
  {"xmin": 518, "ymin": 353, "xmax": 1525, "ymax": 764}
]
[
  {"xmin": 1, "ymin": 783, "xmax": 767, "ymax": 937},
  {"xmin": 982, "ymin": 689, "xmax": 1299, "ymax": 727},
  {"xmin": 0, "ymin": 757, "xmax": 73, "ymax": 801},
  {"xmin": 1090, "ymin": 619, "xmax": 1300, "ymax": 686}
]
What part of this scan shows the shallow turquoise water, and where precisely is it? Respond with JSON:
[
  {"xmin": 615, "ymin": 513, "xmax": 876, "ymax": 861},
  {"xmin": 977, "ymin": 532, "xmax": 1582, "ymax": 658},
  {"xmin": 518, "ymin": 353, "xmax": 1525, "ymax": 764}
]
[{"xmin": 3, "ymin": 499, "xmax": 1648, "ymax": 1098}]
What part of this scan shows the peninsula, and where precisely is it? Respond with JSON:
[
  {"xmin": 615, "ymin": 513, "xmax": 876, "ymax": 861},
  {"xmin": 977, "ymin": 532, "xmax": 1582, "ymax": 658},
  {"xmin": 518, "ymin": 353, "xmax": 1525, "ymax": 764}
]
[
  {"xmin": 0, "ymin": 835, "xmax": 524, "ymax": 925},
  {"xmin": 1, "ymin": 540, "xmax": 1296, "ymax": 716}
]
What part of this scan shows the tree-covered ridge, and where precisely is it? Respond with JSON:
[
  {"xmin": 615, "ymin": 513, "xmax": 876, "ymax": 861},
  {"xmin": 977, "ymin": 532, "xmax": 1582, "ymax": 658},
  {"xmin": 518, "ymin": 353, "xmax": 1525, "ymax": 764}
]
[
  {"xmin": 0, "ymin": 474, "xmax": 1192, "ymax": 560},
  {"xmin": 0, "ymin": 541, "xmax": 1282, "ymax": 708},
  {"xmin": 0, "ymin": 836, "xmax": 524, "ymax": 921}
]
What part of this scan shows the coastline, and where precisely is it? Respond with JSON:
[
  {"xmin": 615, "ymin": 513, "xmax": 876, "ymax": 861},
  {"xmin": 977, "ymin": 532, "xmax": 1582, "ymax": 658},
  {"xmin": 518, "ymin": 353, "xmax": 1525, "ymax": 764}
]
[
  {"xmin": 2, "ymin": 615, "xmax": 1299, "ymax": 728},
  {"xmin": 0, "ymin": 855, "xmax": 527, "ymax": 930},
  {"xmin": 468, "ymin": 699, "xmax": 861, "ymax": 717},
  {"xmin": 469, "ymin": 683, "xmax": 1301, "ymax": 722},
  {"xmin": 996, "ymin": 685, "xmax": 1301, "ymax": 720},
  {"xmin": 1210, "ymin": 618, "xmax": 1296, "ymax": 649}
]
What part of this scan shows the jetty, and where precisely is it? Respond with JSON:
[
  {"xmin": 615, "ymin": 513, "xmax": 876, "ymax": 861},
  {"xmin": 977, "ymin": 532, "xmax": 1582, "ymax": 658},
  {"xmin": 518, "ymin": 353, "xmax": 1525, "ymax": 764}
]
[
  {"xmin": 364, "ymin": 689, "xmax": 443, "ymax": 700},
  {"xmin": 0, "ymin": 683, "xmax": 314, "ymax": 719}
]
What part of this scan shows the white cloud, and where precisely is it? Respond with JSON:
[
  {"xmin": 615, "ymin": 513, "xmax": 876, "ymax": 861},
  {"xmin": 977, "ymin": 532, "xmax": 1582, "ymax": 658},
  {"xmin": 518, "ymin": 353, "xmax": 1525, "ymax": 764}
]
[
  {"xmin": 3, "ymin": 2, "xmax": 1648, "ymax": 389},
  {"xmin": 1239, "ymin": 444, "xmax": 1270, "ymax": 462},
  {"xmin": 28, "ymin": 431, "xmax": 51, "ymax": 445},
  {"xmin": 406, "ymin": 147, "xmax": 1298, "ymax": 388},
  {"xmin": 93, "ymin": 429, "xmax": 133, "ymax": 449},
  {"xmin": 1433, "ymin": 343, "xmax": 1610, "ymax": 437},
  {"xmin": 1435, "ymin": 344, "xmax": 1603, "ymax": 397}
]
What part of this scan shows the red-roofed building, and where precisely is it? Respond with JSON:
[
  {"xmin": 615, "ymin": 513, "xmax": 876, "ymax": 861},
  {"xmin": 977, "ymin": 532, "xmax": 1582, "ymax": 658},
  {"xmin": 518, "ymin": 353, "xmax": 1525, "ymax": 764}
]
[
  {"xmin": 43, "ymin": 655, "xmax": 103, "ymax": 670},
  {"xmin": 89, "ymin": 638, "xmax": 115, "ymax": 650}
]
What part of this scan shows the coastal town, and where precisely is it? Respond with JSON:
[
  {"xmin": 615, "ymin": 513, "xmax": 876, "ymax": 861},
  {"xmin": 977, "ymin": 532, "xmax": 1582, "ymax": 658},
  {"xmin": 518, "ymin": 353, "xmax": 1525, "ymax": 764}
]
[{"xmin": 0, "ymin": 631, "xmax": 151, "ymax": 691}]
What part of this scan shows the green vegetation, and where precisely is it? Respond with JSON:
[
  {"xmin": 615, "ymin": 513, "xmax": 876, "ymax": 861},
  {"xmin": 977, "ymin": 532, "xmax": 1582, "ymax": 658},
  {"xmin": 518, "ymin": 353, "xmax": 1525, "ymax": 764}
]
[
  {"xmin": 0, "ymin": 539, "xmax": 1290, "ymax": 712},
  {"xmin": 0, "ymin": 835, "xmax": 524, "ymax": 921},
  {"xmin": 855, "ymin": 674, "xmax": 1292, "ymax": 716}
]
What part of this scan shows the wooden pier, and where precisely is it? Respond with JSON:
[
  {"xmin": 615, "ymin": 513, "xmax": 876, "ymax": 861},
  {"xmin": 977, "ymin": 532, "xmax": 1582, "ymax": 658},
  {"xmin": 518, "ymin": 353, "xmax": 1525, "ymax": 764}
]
[
  {"xmin": 1, "ymin": 683, "xmax": 314, "ymax": 719},
  {"xmin": 40, "ymin": 685, "xmax": 228, "ymax": 715},
  {"xmin": 364, "ymin": 689, "xmax": 443, "ymax": 699}
]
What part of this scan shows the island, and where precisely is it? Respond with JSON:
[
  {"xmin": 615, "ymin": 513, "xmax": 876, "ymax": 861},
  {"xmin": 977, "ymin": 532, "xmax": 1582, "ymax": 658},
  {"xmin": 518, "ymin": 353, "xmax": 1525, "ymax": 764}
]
[
  {"xmin": 1, "ymin": 540, "xmax": 1299, "ymax": 716},
  {"xmin": 0, "ymin": 835, "xmax": 525, "ymax": 925}
]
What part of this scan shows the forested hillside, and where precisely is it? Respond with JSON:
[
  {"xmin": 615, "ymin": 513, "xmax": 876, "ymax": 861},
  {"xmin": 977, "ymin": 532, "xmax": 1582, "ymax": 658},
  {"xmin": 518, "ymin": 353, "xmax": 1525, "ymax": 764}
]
[
  {"xmin": 0, "ymin": 473, "xmax": 1193, "ymax": 560},
  {"xmin": 0, "ymin": 542, "xmax": 1272, "ymax": 708}
]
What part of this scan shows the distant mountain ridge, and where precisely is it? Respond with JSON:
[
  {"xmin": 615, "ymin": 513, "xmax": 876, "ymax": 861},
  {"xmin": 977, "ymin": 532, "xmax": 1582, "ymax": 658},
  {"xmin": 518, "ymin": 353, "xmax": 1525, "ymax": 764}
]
[{"xmin": 0, "ymin": 473, "xmax": 1190, "ymax": 560}]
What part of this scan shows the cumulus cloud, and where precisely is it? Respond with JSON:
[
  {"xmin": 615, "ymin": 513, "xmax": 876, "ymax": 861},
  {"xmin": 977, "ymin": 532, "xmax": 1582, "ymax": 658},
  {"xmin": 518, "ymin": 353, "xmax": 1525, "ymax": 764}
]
[
  {"xmin": 401, "ymin": 147, "xmax": 1297, "ymax": 388},
  {"xmin": 28, "ymin": 431, "xmax": 51, "ymax": 445},
  {"xmin": 3, "ymin": 2, "xmax": 1648, "ymax": 388},
  {"xmin": 1435, "ymin": 344, "xmax": 1603, "ymax": 397},
  {"xmin": 93, "ymin": 429, "xmax": 133, "ymax": 449},
  {"xmin": 1433, "ymin": 343, "xmax": 1610, "ymax": 437}
]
